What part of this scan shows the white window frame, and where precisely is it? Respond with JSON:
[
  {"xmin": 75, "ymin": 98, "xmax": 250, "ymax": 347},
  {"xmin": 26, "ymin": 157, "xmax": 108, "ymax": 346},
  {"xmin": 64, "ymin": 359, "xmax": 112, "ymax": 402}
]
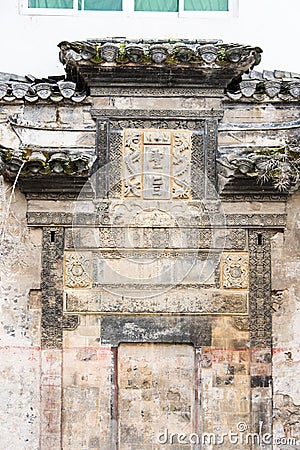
[
  {"xmin": 21, "ymin": 0, "xmax": 79, "ymax": 16},
  {"xmin": 20, "ymin": 0, "xmax": 238, "ymax": 17},
  {"xmin": 179, "ymin": 0, "xmax": 238, "ymax": 18},
  {"xmin": 79, "ymin": 0, "xmax": 126, "ymax": 15}
]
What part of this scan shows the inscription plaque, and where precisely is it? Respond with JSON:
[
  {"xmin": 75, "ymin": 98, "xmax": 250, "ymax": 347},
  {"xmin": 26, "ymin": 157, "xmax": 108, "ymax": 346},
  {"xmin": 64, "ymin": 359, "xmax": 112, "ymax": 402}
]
[{"xmin": 123, "ymin": 129, "xmax": 192, "ymax": 200}]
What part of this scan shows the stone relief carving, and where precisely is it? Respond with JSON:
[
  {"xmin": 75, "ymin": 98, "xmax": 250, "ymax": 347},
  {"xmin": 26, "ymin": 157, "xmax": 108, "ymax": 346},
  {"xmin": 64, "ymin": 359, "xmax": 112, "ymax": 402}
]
[
  {"xmin": 41, "ymin": 227, "xmax": 65, "ymax": 349},
  {"xmin": 108, "ymin": 132, "xmax": 123, "ymax": 198},
  {"xmin": 93, "ymin": 249, "xmax": 215, "ymax": 260},
  {"xmin": 92, "ymin": 87, "xmax": 223, "ymax": 97},
  {"xmin": 95, "ymin": 120, "xmax": 109, "ymax": 197},
  {"xmin": 92, "ymin": 109, "xmax": 224, "ymax": 120},
  {"xmin": 109, "ymin": 118, "xmax": 205, "ymax": 131},
  {"xmin": 144, "ymin": 131, "xmax": 171, "ymax": 144},
  {"xmin": 221, "ymin": 253, "xmax": 249, "ymax": 289},
  {"xmin": 191, "ymin": 133, "xmax": 205, "ymax": 198},
  {"xmin": 172, "ymin": 131, "xmax": 191, "ymax": 199},
  {"xmin": 233, "ymin": 316, "xmax": 250, "ymax": 331},
  {"xmin": 123, "ymin": 130, "xmax": 142, "ymax": 198},
  {"xmin": 223, "ymin": 229, "xmax": 247, "ymax": 250},
  {"xmin": 248, "ymin": 230, "xmax": 272, "ymax": 349},
  {"xmin": 65, "ymin": 290, "xmax": 248, "ymax": 315},
  {"xmin": 99, "ymin": 228, "xmax": 125, "ymax": 248},
  {"xmin": 144, "ymin": 228, "xmax": 169, "ymax": 248},
  {"xmin": 65, "ymin": 227, "xmax": 245, "ymax": 251},
  {"xmin": 205, "ymin": 119, "xmax": 218, "ymax": 197},
  {"xmin": 122, "ymin": 129, "xmax": 192, "ymax": 200},
  {"xmin": 64, "ymin": 252, "xmax": 91, "ymax": 289},
  {"xmin": 27, "ymin": 211, "xmax": 287, "ymax": 228},
  {"xmin": 221, "ymin": 194, "xmax": 287, "ymax": 202}
]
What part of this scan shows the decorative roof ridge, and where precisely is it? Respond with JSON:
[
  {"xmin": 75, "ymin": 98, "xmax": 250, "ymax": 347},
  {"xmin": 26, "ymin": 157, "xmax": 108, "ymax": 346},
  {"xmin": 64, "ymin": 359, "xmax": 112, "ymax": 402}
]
[
  {"xmin": 58, "ymin": 39, "xmax": 262, "ymax": 68},
  {"xmin": 0, "ymin": 74, "xmax": 87, "ymax": 104},
  {"xmin": 86, "ymin": 38, "xmax": 223, "ymax": 44},
  {"xmin": 225, "ymin": 69, "xmax": 300, "ymax": 102}
]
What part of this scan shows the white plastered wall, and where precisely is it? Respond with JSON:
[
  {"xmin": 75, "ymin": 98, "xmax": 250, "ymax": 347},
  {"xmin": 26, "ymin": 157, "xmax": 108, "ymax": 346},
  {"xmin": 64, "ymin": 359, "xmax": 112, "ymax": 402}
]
[{"xmin": 0, "ymin": 0, "xmax": 299, "ymax": 76}]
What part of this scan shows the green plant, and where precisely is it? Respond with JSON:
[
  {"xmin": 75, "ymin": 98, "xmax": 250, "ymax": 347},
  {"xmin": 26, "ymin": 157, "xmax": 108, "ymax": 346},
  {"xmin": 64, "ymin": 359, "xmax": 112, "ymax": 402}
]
[{"xmin": 255, "ymin": 139, "xmax": 300, "ymax": 191}]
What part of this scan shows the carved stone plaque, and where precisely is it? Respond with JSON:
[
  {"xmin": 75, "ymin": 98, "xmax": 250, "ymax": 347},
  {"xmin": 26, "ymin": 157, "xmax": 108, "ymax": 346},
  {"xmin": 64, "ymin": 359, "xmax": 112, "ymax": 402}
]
[
  {"xmin": 221, "ymin": 252, "xmax": 249, "ymax": 289},
  {"xmin": 123, "ymin": 129, "xmax": 192, "ymax": 200},
  {"xmin": 144, "ymin": 145, "xmax": 171, "ymax": 199},
  {"xmin": 64, "ymin": 252, "xmax": 92, "ymax": 289}
]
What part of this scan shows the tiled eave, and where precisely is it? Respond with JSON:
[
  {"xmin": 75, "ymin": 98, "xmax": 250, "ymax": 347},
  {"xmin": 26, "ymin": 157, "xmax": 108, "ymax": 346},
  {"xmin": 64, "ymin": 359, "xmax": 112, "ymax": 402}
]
[
  {"xmin": 0, "ymin": 147, "xmax": 92, "ymax": 177},
  {"xmin": 0, "ymin": 75, "xmax": 87, "ymax": 104},
  {"xmin": 225, "ymin": 69, "xmax": 300, "ymax": 102},
  {"xmin": 59, "ymin": 38, "xmax": 262, "ymax": 89}
]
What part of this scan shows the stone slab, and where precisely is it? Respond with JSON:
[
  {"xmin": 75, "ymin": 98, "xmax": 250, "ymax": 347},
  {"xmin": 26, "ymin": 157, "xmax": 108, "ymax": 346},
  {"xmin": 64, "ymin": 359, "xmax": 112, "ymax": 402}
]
[
  {"xmin": 65, "ymin": 289, "xmax": 248, "ymax": 315},
  {"xmin": 100, "ymin": 315, "xmax": 212, "ymax": 346}
]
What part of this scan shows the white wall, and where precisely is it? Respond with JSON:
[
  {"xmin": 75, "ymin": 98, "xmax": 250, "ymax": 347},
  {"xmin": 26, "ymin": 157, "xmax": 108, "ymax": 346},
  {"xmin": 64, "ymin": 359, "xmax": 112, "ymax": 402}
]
[{"xmin": 0, "ymin": 0, "xmax": 299, "ymax": 77}]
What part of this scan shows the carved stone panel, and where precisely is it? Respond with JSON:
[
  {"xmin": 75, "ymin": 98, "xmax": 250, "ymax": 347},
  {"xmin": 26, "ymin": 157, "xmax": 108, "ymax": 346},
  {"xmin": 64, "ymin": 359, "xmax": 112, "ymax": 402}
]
[
  {"xmin": 41, "ymin": 227, "xmax": 65, "ymax": 349},
  {"xmin": 172, "ymin": 131, "xmax": 192, "ymax": 199},
  {"xmin": 108, "ymin": 131, "xmax": 123, "ymax": 198},
  {"xmin": 248, "ymin": 230, "xmax": 272, "ymax": 349},
  {"xmin": 27, "ymin": 211, "xmax": 287, "ymax": 228},
  {"xmin": 123, "ymin": 129, "xmax": 192, "ymax": 200},
  {"xmin": 65, "ymin": 289, "xmax": 248, "ymax": 315},
  {"xmin": 64, "ymin": 252, "xmax": 92, "ymax": 289},
  {"xmin": 65, "ymin": 227, "xmax": 247, "ymax": 251},
  {"xmin": 221, "ymin": 252, "xmax": 249, "ymax": 289}
]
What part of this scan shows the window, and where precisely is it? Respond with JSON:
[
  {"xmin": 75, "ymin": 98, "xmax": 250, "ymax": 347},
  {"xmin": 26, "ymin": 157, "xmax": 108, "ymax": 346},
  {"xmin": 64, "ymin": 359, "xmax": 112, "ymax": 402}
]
[
  {"xmin": 28, "ymin": 0, "xmax": 73, "ymax": 7},
  {"xmin": 82, "ymin": 0, "xmax": 123, "ymax": 10},
  {"xmin": 184, "ymin": 0, "xmax": 228, "ymax": 11},
  {"xmin": 27, "ymin": 0, "xmax": 123, "ymax": 10},
  {"xmin": 23, "ymin": 0, "xmax": 235, "ymax": 15},
  {"xmin": 135, "ymin": 0, "xmax": 178, "ymax": 12},
  {"xmin": 135, "ymin": 0, "xmax": 229, "ymax": 12}
]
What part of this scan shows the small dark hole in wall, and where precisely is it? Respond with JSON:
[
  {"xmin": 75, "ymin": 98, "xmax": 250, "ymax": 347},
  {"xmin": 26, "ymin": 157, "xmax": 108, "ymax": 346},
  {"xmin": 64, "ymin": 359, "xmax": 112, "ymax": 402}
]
[
  {"xmin": 50, "ymin": 231, "xmax": 55, "ymax": 243},
  {"xmin": 257, "ymin": 233, "xmax": 263, "ymax": 245}
]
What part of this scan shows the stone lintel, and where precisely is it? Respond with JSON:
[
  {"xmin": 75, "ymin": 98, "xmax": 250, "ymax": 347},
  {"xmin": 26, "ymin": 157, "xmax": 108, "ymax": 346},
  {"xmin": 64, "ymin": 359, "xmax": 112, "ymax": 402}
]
[
  {"xmin": 100, "ymin": 315, "xmax": 212, "ymax": 347},
  {"xmin": 27, "ymin": 211, "xmax": 287, "ymax": 228}
]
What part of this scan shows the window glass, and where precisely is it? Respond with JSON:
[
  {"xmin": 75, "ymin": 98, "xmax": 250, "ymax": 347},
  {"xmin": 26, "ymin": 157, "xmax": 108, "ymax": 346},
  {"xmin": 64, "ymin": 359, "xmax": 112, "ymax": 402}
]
[
  {"xmin": 184, "ymin": 0, "xmax": 228, "ymax": 11},
  {"xmin": 83, "ymin": 0, "xmax": 122, "ymax": 10},
  {"xmin": 27, "ymin": 0, "xmax": 230, "ymax": 12},
  {"xmin": 28, "ymin": 0, "xmax": 73, "ymax": 7},
  {"xmin": 134, "ymin": 0, "xmax": 178, "ymax": 12}
]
